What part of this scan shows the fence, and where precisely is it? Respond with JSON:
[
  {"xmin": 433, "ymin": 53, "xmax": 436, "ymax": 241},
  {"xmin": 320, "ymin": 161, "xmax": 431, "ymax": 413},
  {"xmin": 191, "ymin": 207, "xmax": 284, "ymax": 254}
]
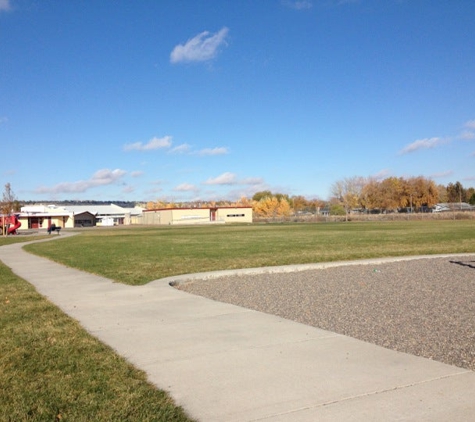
[{"xmin": 253, "ymin": 211, "xmax": 475, "ymax": 224}]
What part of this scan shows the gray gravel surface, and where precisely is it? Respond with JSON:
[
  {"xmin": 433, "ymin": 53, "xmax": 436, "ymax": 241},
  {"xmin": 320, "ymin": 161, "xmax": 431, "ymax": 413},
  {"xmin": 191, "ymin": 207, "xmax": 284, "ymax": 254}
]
[{"xmin": 177, "ymin": 256, "xmax": 475, "ymax": 371}]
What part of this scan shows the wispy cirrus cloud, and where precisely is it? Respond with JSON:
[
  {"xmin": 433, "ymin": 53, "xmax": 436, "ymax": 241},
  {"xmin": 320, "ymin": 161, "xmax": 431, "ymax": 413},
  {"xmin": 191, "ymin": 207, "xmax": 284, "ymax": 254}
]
[
  {"xmin": 35, "ymin": 169, "xmax": 127, "ymax": 194},
  {"xmin": 0, "ymin": 0, "xmax": 11, "ymax": 12},
  {"xmin": 398, "ymin": 137, "xmax": 446, "ymax": 155},
  {"xmin": 204, "ymin": 172, "xmax": 264, "ymax": 186},
  {"xmin": 281, "ymin": 0, "xmax": 313, "ymax": 10},
  {"xmin": 174, "ymin": 183, "xmax": 199, "ymax": 192},
  {"xmin": 122, "ymin": 185, "xmax": 135, "ymax": 194},
  {"xmin": 241, "ymin": 177, "xmax": 264, "ymax": 185},
  {"xmin": 370, "ymin": 169, "xmax": 391, "ymax": 180},
  {"xmin": 401, "ymin": 118, "xmax": 475, "ymax": 155},
  {"xmin": 169, "ymin": 143, "xmax": 191, "ymax": 154},
  {"xmin": 196, "ymin": 147, "xmax": 229, "ymax": 156},
  {"xmin": 430, "ymin": 170, "xmax": 454, "ymax": 179},
  {"xmin": 170, "ymin": 27, "xmax": 229, "ymax": 64},
  {"xmin": 123, "ymin": 136, "xmax": 172, "ymax": 151},
  {"xmin": 464, "ymin": 119, "xmax": 475, "ymax": 129},
  {"xmin": 124, "ymin": 135, "xmax": 228, "ymax": 158},
  {"xmin": 458, "ymin": 130, "xmax": 475, "ymax": 140},
  {"xmin": 458, "ymin": 119, "xmax": 475, "ymax": 140},
  {"xmin": 204, "ymin": 172, "xmax": 238, "ymax": 185}
]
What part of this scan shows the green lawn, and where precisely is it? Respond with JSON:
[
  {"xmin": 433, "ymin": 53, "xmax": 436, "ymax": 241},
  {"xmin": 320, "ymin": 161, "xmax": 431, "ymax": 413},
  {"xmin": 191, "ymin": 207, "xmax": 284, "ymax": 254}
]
[
  {"xmin": 0, "ymin": 238, "xmax": 194, "ymax": 422},
  {"xmin": 2, "ymin": 220, "xmax": 474, "ymax": 420},
  {"xmin": 25, "ymin": 220, "xmax": 475, "ymax": 285}
]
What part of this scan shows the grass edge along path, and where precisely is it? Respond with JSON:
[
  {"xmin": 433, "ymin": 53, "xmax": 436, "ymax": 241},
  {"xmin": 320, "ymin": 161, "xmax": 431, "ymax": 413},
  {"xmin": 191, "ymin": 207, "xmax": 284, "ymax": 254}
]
[{"xmin": 0, "ymin": 260, "xmax": 195, "ymax": 422}]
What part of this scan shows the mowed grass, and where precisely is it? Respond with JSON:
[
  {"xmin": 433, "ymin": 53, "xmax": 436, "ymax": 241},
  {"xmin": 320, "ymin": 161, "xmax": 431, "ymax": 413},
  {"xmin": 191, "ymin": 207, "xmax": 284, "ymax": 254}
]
[
  {"xmin": 25, "ymin": 220, "xmax": 475, "ymax": 285},
  {"xmin": 2, "ymin": 220, "xmax": 474, "ymax": 420},
  {"xmin": 0, "ymin": 258, "xmax": 194, "ymax": 421}
]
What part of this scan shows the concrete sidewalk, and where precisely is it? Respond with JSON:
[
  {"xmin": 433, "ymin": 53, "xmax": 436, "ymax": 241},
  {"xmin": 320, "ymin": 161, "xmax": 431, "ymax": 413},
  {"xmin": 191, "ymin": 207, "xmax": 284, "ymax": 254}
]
[{"xmin": 1, "ymin": 236, "xmax": 474, "ymax": 421}]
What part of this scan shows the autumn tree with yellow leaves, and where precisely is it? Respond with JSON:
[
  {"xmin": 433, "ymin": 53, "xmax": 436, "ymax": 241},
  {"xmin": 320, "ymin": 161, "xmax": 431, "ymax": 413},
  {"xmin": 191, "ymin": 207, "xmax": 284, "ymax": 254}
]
[
  {"xmin": 334, "ymin": 175, "xmax": 440, "ymax": 214},
  {"xmin": 252, "ymin": 191, "xmax": 292, "ymax": 218}
]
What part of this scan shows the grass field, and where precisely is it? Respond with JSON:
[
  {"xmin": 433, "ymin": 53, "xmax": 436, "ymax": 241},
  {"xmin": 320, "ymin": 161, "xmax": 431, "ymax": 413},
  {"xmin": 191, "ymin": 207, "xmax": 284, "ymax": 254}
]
[
  {"xmin": 2, "ymin": 220, "xmax": 474, "ymax": 420},
  {"xmin": 0, "ymin": 236, "xmax": 194, "ymax": 421},
  {"xmin": 25, "ymin": 220, "xmax": 475, "ymax": 285}
]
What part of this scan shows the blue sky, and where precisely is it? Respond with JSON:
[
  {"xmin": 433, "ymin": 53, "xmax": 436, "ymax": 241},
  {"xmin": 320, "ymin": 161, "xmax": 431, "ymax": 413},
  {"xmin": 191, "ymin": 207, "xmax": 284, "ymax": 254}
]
[{"xmin": 1, "ymin": 0, "xmax": 474, "ymax": 203}]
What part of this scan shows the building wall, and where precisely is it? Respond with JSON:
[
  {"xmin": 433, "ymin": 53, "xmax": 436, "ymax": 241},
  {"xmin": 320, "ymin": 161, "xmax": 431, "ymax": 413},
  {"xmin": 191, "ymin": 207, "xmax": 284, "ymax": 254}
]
[
  {"xmin": 74, "ymin": 212, "xmax": 95, "ymax": 227},
  {"xmin": 142, "ymin": 207, "xmax": 252, "ymax": 225},
  {"xmin": 18, "ymin": 214, "xmax": 74, "ymax": 230},
  {"xmin": 142, "ymin": 210, "xmax": 171, "ymax": 225},
  {"xmin": 171, "ymin": 208, "xmax": 211, "ymax": 225},
  {"xmin": 217, "ymin": 207, "xmax": 253, "ymax": 223}
]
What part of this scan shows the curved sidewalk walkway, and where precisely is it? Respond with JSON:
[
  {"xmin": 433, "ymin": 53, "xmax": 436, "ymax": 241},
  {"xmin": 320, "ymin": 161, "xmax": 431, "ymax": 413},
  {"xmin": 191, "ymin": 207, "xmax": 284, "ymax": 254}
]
[{"xmin": 1, "ymin": 236, "xmax": 475, "ymax": 421}]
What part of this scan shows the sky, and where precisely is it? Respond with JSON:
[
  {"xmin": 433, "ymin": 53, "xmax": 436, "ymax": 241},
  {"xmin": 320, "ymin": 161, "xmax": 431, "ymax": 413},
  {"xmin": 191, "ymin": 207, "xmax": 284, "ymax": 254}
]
[{"xmin": 1, "ymin": 0, "xmax": 475, "ymax": 203}]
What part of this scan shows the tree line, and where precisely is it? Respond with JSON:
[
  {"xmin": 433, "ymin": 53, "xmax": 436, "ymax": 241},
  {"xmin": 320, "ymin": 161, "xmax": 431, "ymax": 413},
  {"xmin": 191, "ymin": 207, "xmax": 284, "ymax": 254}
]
[
  {"xmin": 3, "ymin": 178, "xmax": 475, "ymax": 221},
  {"xmin": 330, "ymin": 177, "xmax": 475, "ymax": 218},
  {"xmin": 252, "ymin": 178, "xmax": 475, "ymax": 218},
  {"xmin": 144, "ymin": 178, "xmax": 475, "ymax": 219}
]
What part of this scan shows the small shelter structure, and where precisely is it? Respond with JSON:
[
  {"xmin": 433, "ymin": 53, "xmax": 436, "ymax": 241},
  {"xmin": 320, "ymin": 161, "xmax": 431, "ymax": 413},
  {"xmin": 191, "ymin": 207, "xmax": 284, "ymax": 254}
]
[{"xmin": 19, "ymin": 205, "xmax": 76, "ymax": 230}]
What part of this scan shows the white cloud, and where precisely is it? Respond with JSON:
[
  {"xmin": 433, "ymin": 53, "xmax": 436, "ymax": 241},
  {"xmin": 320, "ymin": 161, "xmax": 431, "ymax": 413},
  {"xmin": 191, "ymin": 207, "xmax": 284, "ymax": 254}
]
[
  {"xmin": 2, "ymin": 168, "xmax": 16, "ymax": 176},
  {"xmin": 282, "ymin": 0, "xmax": 312, "ymax": 10},
  {"xmin": 370, "ymin": 169, "xmax": 391, "ymax": 180},
  {"xmin": 170, "ymin": 27, "xmax": 229, "ymax": 64},
  {"xmin": 35, "ymin": 169, "xmax": 127, "ymax": 194},
  {"xmin": 123, "ymin": 136, "xmax": 172, "ymax": 152},
  {"xmin": 430, "ymin": 170, "xmax": 454, "ymax": 178},
  {"xmin": 204, "ymin": 173, "xmax": 264, "ymax": 186},
  {"xmin": 122, "ymin": 185, "xmax": 135, "ymax": 194},
  {"xmin": 464, "ymin": 119, "xmax": 475, "ymax": 129},
  {"xmin": 196, "ymin": 147, "xmax": 229, "ymax": 156},
  {"xmin": 398, "ymin": 137, "xmax": 446, "ymax": 155},
  {"xmin": 170, "ymin": 143, "xmax": 191, "ymax": 154},
  {"xmin": 130, "ymin": 171, "xmax": 144, "ymax": 177},
  {"xmin": 241, "ymin": 177, "xmax": 264, "ymax": 185},
  {"xmin": 174, "ymin": 183, "xmax": 198, "ymax": 192},
  {"xmin": 458, "ymin": 130, "xmax": 475, "ymax": 140},
  {"xmin": 0, "ymin": 0, "xmax": 11, "ymax": 12},
  {"xmin": 123, "ymin": 136, "xmax": 229, "ymax": 157},
  {"xmin": 204, "ymin": 172, "xmax": 237, "ymax": 185}
]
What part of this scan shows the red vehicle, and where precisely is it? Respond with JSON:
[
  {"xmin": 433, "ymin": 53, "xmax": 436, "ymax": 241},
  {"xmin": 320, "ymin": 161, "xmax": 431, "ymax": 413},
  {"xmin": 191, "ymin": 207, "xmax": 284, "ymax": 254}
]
[{"xmin": 0, "ymin": 214, "xmax": 21, "ymax": 235}]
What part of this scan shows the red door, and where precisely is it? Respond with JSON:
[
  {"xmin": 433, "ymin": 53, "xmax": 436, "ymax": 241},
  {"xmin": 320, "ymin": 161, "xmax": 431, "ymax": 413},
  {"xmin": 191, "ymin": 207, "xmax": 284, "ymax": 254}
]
[{"xmin": 210, "ymin": 209, "xmax": 217, "ymax": 221}]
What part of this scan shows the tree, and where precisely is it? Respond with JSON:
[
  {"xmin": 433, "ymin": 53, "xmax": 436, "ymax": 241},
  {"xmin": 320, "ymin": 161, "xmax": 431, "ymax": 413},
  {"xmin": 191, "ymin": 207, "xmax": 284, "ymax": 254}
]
[
  {"xmin": 1, "ymin": 183, "xmax": 19, "ymax": 236},
  {"xmin": 378, "ymin": 177, "xmax": 406, "ymax": 211},
  {"xmin": 329, "ymin": 204, "xmax": 346, "ymax": 216},
  {"xmin": 331, "ymin": 176, "xmax": 365, "ymax": 220},
  {"xmin": 291, "ymin": 195, "xmax": 309, "ymax": 214},
  {"xmin": 360, "ymin": 178, "xmax": 381, "ymax": 211},
  {"xmin": 466, "ymin": 187, "xmax": 475, "ymax": 205},
  {"xmin": 446, "ymin": 181, "xmax": 465, "ymax": 203},
  {"xmin": 1, "ymin": 183, "xmax": 19, "ymax": 214},
  {"xmin": 437, "ymin": 184, "xmax": 448, "ymax": 203},
  {"xmin": 252, "ymin": 191, "xmax": 273, "ymax": 202},
  {"xmin": 405, "ymin": 177, "xmax": 439, "ymax": 210},
  {"xmin": 235, "ymin": 196, "xmax": 252, "ymax": 207},
  {"xmin": 253, "ymin": 195, "xmax": 292, "ymax": 219}
]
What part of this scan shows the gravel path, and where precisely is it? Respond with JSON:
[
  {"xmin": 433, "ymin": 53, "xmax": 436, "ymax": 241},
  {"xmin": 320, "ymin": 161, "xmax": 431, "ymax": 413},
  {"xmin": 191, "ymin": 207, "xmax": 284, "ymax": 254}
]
[{"xmin": 177, "ymin": 256, "xmax": 475, "ymax": 371}]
